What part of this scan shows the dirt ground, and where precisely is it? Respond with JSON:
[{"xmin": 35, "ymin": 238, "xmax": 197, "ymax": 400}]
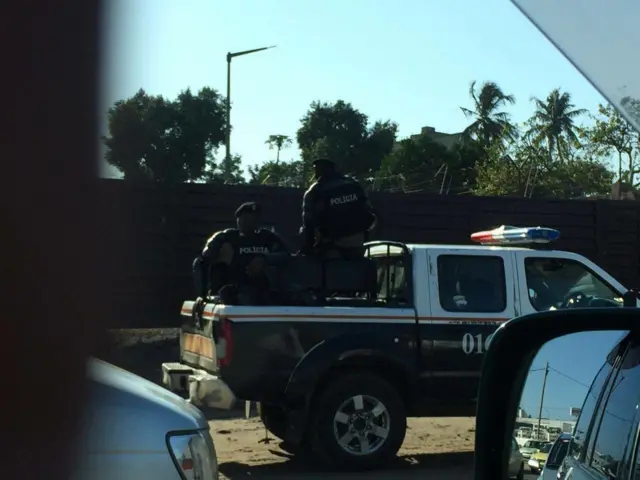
[
  {"xmin": 211, "ymin": 413, "xmax": 475, "ymax": 479},
  {"xmin": 104, "ymin": 330, "xmax": 476, "ymax": 479}
]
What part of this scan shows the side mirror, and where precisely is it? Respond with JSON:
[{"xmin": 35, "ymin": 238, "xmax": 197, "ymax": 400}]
[{"xmin": 473, "ymin": 307, "xmax": 640, "ymax": 480}]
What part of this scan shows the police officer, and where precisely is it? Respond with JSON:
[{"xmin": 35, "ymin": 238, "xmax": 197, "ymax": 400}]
[
  {"xmin": 300, "ymin": 156, "xmax": 377, "ymax": 259},
  {"xmin": 192, "ymin": 202, "xmax": 288, "ymax": 299}
]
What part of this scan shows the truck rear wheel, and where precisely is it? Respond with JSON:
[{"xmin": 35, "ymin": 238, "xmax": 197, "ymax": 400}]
[
  {"xmin": 309, "ymin": 372, "xmax": 407, "ymax": 470},
  {"xmin": 259, "ymin": 403, "xmax": 287, "ymax": 440}
]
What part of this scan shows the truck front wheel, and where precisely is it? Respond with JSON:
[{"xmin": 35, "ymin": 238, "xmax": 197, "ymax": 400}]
[{"xmin": 309, "ymin": 372, "xmax": 407, "ymax": 470}]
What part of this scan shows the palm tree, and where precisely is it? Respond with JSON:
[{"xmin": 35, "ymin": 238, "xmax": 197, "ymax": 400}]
[
  {"xmin": 526, "ymin": 88, "xmax": 587, "ymax": 163},
  {"xmin": 265, "ymin": 134, "xmax": 293, "ymax": 164},
  {"xmin": 460, "ymin": 81, "xmax": 517, "ymax": 147}
]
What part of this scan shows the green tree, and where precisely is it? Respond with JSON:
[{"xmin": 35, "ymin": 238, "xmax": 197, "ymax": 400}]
[
  {"xmin": 460, "ymin": 80, "xmax": 517, "ymax": 147},
  {"xmin": 376, "ymin": 134, "xmax": 455, "ymax": 193},
  {"xmin": 474, "ymin": 141, "xmax": 546, "ymax": 197},
  {"xmin": 201, "ymin": 154, "xmax": 245, "ymax": 184},
  {"xmin": 265, "ymin": 134, "xmax": 293, "ymax": 164},
  {"xmin": 103, "ymin": 87, "xmax": 227, "ymax": 183},
  {"xmin": 376, "ymin": 132, "xmax": 486, "ymax": 194},
  {"xmin": 580, "ymin": 103, "xmax": 639, "ymax": 185},
  {"xmin": 525, "ymin": 88, "xmax": 586, "ymax": 163},
  {"xmin": 247, "ymin": 159, "xmax": 304, "ymax": 187},
  {"xmin": 296, "ymin": 100, "xmax": 398, "ymax": 183},
  {"xmin": 621, "ymin": 96, "xmax": 640, "ymax": 124},
  {"xmin": 475, "ymin": 140, "xmax": 612, "ymax": 198}
]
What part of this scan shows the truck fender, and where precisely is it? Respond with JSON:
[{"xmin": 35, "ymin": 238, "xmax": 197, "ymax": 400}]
[{"xmin": 283, "ymin": 332, "xmax": 417, "ymax": 408}]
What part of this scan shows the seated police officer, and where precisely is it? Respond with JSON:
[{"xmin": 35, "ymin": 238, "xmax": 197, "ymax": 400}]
[
  {"xmin": 192, "ymin": 202, "xmax": 288, "ymax": 300},
  {"xmin": 300, "ymin": 156, "xmax": 377, "ymax": 259}
]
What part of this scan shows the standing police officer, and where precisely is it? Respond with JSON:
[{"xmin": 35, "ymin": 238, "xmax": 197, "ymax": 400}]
[
  {"xmin": 192, "ymin": 202, "xmax": 288, "ymax": 299},
  {"xmin": 300, "ymin": 156, "xmax": 377, "ymax": 259}
]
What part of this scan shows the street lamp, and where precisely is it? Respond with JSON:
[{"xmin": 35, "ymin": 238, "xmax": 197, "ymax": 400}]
[{"xmin": 225, "ymin": 46, "xmax": 276, "ymax": 163}]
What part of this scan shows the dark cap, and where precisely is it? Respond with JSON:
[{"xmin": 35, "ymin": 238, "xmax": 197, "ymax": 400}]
[
  {"xmin": 312, "ymin": 156, "xmax": 334, "ymax": 165},
  {"xmin": 235, "ymin": 201, "xmax": 260, "ymax": 217}
]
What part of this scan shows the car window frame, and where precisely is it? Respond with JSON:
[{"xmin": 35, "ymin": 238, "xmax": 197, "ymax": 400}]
[
  {"xmin": 436, "ymin": 254, "xmax": 507, "ymax": 313},
  {"xmin": 565, "ymin": 339, "xmax": 626, "ymax": 468},
  {"xmin": 523, "ymin": 256, "xmax": 624, "ymax": 312},
  {"xmin": 546, "ymin": 436, "xmax": 571, "ymax": 469},
  {"xmin": 584, "ymin": 338, "xmax": 640, "ymax": 479}
]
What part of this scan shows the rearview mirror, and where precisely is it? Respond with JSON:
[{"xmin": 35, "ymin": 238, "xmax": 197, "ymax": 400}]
[{"xmin": 473, "ymin": 308, "xmax": 640, "ymax": 480}]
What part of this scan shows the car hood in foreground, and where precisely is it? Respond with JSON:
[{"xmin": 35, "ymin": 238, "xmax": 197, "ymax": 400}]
[{"xmin": 77, "ymin": 358, "xmax": 208, "ymax": 452}]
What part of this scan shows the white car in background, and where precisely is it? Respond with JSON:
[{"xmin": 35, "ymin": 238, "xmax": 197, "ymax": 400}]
[{"xmin": 73, "ymin": 358, "xmax": 219, "ymax": 480}]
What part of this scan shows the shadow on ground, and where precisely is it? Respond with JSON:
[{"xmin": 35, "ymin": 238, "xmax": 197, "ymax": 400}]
[{"xmin": 219, "ymin": 450, "xmax": 474, "ymax": 478}]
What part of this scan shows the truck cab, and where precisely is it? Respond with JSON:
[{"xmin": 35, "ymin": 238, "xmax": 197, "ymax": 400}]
[
  {"xmin": 162, "ymin": 226, "xmax": 636, "ymax": 470},
  {"xmin": 368, "ymin": 234, "xmax": 632, "ymax": 408}
]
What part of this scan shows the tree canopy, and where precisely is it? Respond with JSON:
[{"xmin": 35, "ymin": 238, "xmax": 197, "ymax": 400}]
[{"xmin": 102, "ymin": 83, "xmax": 640, "ymax": 196}]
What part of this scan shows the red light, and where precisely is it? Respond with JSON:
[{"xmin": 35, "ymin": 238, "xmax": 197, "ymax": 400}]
[{"xmin": 218, "ymin": 317, "xmax": 233, "ymax": 367}]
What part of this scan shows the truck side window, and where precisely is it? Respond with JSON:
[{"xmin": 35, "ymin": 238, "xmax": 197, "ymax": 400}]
[
  {"xmin": 524, "ymin": 258, "xmax": 623, "ymax": 312},
  {"xmin": 588, "ymin": 343, "xmax": 640, "ymax": 479},
  {"xmin": 437, "ymin": 255, "xmax": 506, "ymax": 313}
]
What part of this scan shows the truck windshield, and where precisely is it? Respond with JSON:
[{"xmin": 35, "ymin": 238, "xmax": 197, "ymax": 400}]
[{"xmin": 524, "ymin": 258, "xmax": 623, "ymax": 311}]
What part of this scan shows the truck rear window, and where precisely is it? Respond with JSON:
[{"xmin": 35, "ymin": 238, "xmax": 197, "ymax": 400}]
[
  {"xmin": 375, "ymin": 255, "xmax": 409, "ymax": 303},
  {"xmin": 437, "ymin": 255, "xmax": 506, "ymax": 313}
]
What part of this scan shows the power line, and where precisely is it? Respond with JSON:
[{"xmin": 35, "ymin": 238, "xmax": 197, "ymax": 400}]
[
  {"xmin": 528, "ymin": 363, "xmax": 591, "ymax": 389},
  {"xmin": 548, "ymin": 366, "xmax": 591, "ymax": 389}
]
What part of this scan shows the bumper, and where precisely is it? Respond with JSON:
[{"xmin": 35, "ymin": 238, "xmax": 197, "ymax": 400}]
[
  {"xmin": 528, "ymin": 458, "xmax": 543, "ymax": 470},
  {"xmin": 162, "ymin": 362, "xmax": 236, "ymax": 410}
]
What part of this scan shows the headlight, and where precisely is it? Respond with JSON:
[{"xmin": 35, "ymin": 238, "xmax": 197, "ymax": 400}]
[
  {"xmin": 167, "ymin": 429, "xmax": 219, "ymax": 480},
  {"xmin": 529, "ymin": 459, "xmax": 540, "ymax": 467}
]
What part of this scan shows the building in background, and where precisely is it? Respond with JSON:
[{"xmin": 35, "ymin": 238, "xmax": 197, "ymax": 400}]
[{"xmin": 410, "ymin": 126, "xmax": 464, "ymax": 149}]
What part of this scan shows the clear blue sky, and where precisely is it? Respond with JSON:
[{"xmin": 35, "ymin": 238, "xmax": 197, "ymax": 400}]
[
  {"xmin": 100, "ymin": 0, "xmax": 609, "ymax": 178},
  {"xmin": 520, "ymin": 330, "xmax": 625, "ymax": 422}
]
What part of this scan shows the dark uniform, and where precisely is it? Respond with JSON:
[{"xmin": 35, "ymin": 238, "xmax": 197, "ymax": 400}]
[
  {"xmin": 301, "ymin": 165, "xmax": 376, "ymax": 258},
  {"xmin": 192, "ymin": 202, "xmax": 288, "ymax": 298}
]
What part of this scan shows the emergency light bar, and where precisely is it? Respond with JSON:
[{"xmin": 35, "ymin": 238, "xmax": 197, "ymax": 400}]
[{"xmin": 470, "ymin": 225, "xmax": 560, "ymax": 246}]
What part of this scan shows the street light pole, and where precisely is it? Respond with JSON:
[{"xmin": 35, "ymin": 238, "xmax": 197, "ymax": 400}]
[{"xmin": 225, "ymin": 46, "xmax": 276, "ymax": 164}]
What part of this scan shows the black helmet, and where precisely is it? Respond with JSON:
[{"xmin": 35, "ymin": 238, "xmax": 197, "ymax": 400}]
[
  {"xmin": 312, "ymin": 155, "xmax": 335, "ymax": 167},
  {"xmin": 235, "ymin": 201, "xmax": 260, "ymax": 217}
]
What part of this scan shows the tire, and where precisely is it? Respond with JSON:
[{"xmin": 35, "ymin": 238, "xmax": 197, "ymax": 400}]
[
  {"xmin": 259, "ymin": 403, "xmax": 288, "ymax": 440},
  {"xmin": 309, "ymin": 372, "xmax": 407, "ymax": 470},
  {"xmin": 259, "ymin": 403, "xmax": 310, "ymax": 456}
]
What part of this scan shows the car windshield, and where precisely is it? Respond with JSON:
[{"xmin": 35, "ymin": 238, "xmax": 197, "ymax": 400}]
[
  {"xmin": 512, "ymin": 0, "xmax": 640, "ymax": 132},
  {"xmin": 95, "ymin": 0, "xmax": 640, "ymax": 478}
]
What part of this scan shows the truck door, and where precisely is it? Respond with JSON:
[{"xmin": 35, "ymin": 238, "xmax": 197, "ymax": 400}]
[{"xmin": 423, "ymin": 248, "xmax": 516, "ymax": 406}]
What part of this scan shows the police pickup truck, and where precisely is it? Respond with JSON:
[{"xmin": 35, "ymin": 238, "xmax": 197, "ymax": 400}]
[{"xmin": 162, "ymin": 226, "xmax": 637, "ymax": 470}]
